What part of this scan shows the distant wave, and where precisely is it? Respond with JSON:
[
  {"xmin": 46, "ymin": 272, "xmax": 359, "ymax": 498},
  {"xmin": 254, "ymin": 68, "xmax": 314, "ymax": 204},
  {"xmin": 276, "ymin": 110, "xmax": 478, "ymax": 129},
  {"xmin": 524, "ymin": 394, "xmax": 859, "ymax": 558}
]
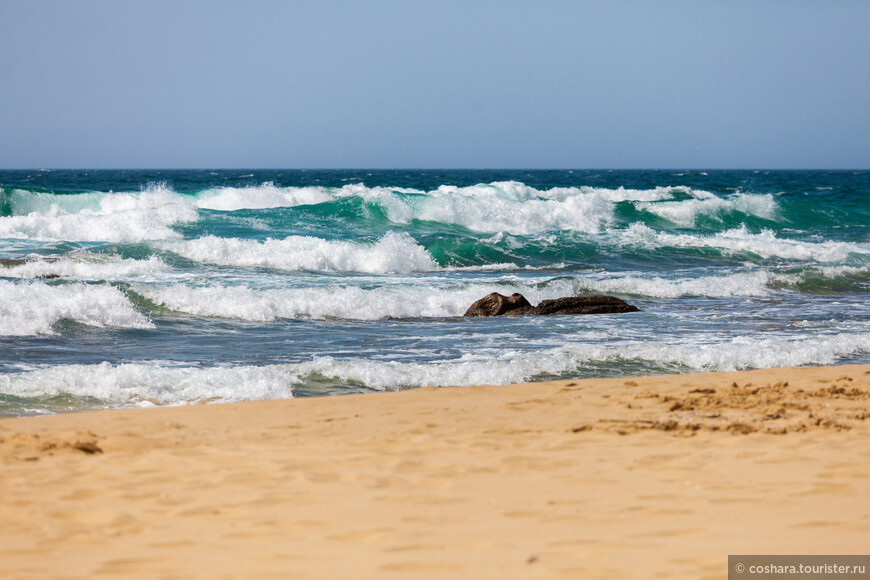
[
  {"xmin": 193, "ymin": 182, "xmax": 333, "ymax": 210},
  {"xmin": 0, "ymin": 184, "xmax": 197, "ymax": 242},
  {"xmin": 0, "ymin": 181, "xmax": 785, "ymax": 241}
]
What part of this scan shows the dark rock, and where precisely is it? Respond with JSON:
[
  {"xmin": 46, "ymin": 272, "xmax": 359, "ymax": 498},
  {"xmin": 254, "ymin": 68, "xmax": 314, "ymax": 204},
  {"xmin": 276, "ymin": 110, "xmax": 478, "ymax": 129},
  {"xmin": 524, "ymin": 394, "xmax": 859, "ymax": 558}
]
[
  {"xmin": 531, "ymin": 295, "xmax": 640, "ymax": 315},
  {"xmin": 464, "ymin": 292, "xmax": 639, "ymax": 317},
  {"xmin": 463, "ymin": 292, "xmax": 533, "ymax": 317}
]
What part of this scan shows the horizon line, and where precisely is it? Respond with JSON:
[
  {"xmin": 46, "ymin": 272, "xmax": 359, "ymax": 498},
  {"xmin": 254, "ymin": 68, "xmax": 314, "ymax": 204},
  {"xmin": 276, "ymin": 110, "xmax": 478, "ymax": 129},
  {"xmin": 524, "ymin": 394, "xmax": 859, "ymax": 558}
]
[{"xmin": 1, "ymin": 167, "xmax": 867, "ymax": 172}]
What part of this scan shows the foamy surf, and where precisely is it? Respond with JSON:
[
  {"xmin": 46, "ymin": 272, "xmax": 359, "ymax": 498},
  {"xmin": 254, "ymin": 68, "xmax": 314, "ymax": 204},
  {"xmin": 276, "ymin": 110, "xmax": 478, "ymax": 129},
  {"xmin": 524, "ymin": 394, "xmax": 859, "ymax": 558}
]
[
  {"xmin": 194, "ymin": 182, "xmax": 334, "ymax": 211},
  {"xmin": 0, "ymin": 280, "xmax": 154, "ymax": 335},
  {"xmin": 2, "ymin": 331, "xmax": 868, "ymax": 407},
  {"xmin": 159, "ymin": 231, "xmax": 438, "ymax": 274},
  {"xmin": 619, "ymin": 223, "xmax": 870, "ymax": 263},
  {"xmin": 1, "ymin": 181, "xmax": 786, "ymax": 240},
  {"xmin": 0, "ymin": 255, "xmax": 170, "ymax": 281},
  {"xmin": 635, "ymin": 192, "xmax": 779, "ymax": 227},
  {"xmin": 1, "ymin": 169, "xmax": 867, "ymax": 416},
  {"xmin": 130, "ymin": 267, "xmax": 860, "ymax": 322},
  {"xmin": 0, "ymin": 184, "xmax": 198, "ymax": 242},
  {"xmin": 292, "ymin": 331, "xmax": 870, "ymax": 390},
  {"xmin": 0, "ymin": 362, "xmax": 295, "ymax": 406}
]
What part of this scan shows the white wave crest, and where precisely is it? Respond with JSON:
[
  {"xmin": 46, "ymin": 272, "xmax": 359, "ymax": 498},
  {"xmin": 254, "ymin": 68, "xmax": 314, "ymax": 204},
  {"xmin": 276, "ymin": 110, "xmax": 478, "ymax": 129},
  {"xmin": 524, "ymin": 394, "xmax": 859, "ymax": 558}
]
[
  {"xmin": 194, "ymin": 182, "xmax": 334, "ymax": 211},
  {"xmin": 173, "ymin": 181, "xmax": 703, "ymax": 235},
  {"xmin": 3, "ymin": 331, "xmax": 866, "ymax": 405},
  {"xmin": 5, "ymin": 331, "xmax": 867, "ymax": 406},
  {"xmin": 637, "ymin": 192, "xmax": 778, "ymax": 226},
  {"xmin": 604, "ymin": 333, "xmax": 870, "ymax": 374},
  {"xmin": 573, "ymin": 270, "xmax": 784, "ymax": 298},
  {"xmin": 0, "ymin": 280, "xmax": 153, "ymax": 335},
  {"xmin": 1, "ymin": 181, "xmax": 782, "ymax": 241},
  {"xmin": 620, "ymin": 223, "xmax": 870, "ymax": 263},
  {"xmin": 133, "ymin": 268, "xmax": 785, "ymax": 322},
  {"xmin": 1, "ymin": 255, "xmax": 168, "ymax": 281},
  {"xmin": 135, "ymin": 282, "xmax": 504, "ymax": 321},
  {"xmin": 294, "ymin": 332, "xmax": 870, "ymax": 389},
  {"xmin": 0, "ymin": 184, "xmax": 198, "ymax": 242},
  {"xmin": 348, "ymin": 182, "xmax": 781, "ymax": 235},
  {"xmin": 351, "ymin": 181, "xmax": 643, "ymax": 235},
  {"xmin": 134, "ymin": 261, "xmax": 869, "ymax": 322},
  {"xmin": 160, "ymin": 231, "xmax": 438, "ymax": 274},
  {"xmin": 0, "ymin": 362, "xmax": 295, "ymax": 405}
]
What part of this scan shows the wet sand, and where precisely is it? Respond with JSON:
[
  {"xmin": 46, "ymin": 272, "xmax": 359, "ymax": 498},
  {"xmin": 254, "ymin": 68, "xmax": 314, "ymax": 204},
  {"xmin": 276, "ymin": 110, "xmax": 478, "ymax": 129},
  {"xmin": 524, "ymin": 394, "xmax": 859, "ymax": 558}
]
[{"xmin": 1, "ymin": 364, "xmax": 868, "ymax": 579}]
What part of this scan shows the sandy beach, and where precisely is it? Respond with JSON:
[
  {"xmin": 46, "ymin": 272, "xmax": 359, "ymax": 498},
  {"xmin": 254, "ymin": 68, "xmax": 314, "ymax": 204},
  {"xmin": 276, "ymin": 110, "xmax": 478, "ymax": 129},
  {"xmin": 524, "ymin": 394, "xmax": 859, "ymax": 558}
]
[{"xmin": 1, "ymin": 364, "xmax": 868, "ymax": 579}]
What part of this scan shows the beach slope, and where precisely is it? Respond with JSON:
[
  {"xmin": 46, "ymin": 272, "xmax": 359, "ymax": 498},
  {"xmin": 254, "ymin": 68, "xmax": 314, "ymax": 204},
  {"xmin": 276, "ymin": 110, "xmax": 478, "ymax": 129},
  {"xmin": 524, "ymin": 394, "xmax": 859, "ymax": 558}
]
[{"xmin": 1, "ymin": 364, "xmax": 868, "ymax": 579}]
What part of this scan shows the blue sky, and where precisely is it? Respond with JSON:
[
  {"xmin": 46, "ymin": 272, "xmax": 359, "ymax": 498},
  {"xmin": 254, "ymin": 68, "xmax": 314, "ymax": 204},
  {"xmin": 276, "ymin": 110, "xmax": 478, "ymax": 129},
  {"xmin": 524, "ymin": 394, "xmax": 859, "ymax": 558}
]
[{"xmin": 1, "ymin": 1, "xmax": 868, "ymax": 169}]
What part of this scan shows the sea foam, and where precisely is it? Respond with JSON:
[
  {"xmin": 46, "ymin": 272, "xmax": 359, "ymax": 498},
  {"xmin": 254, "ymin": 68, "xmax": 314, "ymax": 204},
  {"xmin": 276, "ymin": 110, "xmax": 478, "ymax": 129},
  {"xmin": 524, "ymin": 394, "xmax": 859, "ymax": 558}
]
[
  {"xmin": 352, "ymin": 181, "xmax": 674, "ymax": 234},
  {"xmin": 134, "ymin": 269, "xmax": 797, "ymax": 322},
  {"xmin": 1, "ymin": 255, "xmax": 169, "ymax": 281},
  {"xmin": 289, "ymin": 331, "xmax": 870, "ymax": 390},
  {"xmin": 620, "ymin": 223, "xmax": 870, "ymax": 263},
  {"xmin": 0, "ymin": 184, "xmax": 198, "ymax": 242},
  {"xmin": 3, "ymin": 331, "xmax": 867, "ymax": 405},
  {"xmin": 572, "ymin": 270, "xmax": 784, "ymax": 298},
  {"xmin": 1, "ymin": 181, "xmax": 786, "ymax": 242},
  {"xmin": 0, "ymin": 362, "xmax": 295, "ymax": 405},
  {"xmin": 636, "ymin": 192, "xmax": 779, "ymax": 227},
  {"xmin": 192, "ymin": 181, "xmax": 773, "ymax": 235},
  {"xmin": 160, "ymin": 231, "xmax": 438, "ymax": 274},
  {"xmin": 194, "ymin": 182, "xmax": 333, "ymax": 211},
  {"xmin": 135, "ymin": 282, "xmax": 504, "ymax": 321},
  {"xmin": 0, "ymin": 280, "xmax": 153, "ymax": 335}
]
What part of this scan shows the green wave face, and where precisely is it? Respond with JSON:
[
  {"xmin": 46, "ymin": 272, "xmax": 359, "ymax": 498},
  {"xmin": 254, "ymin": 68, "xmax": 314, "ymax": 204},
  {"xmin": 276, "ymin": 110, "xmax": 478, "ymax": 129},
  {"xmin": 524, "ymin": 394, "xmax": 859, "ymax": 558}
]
[{"xmin": 2, "ymin": 173, "xmax": 868, "ymax": 271}]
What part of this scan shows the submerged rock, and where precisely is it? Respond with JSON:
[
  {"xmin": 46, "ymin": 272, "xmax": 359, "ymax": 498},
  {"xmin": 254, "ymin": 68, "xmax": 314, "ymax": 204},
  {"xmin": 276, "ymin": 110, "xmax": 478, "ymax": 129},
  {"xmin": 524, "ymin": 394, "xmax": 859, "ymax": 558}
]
[{"xmin": 464, "ymin": 292, "xmax": 639, "ymax": 317}]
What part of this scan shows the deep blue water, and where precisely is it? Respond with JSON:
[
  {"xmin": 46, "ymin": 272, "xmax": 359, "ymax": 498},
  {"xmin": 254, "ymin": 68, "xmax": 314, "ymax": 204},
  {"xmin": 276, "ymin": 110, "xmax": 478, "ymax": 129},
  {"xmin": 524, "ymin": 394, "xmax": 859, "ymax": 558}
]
[{"xmin": 1, "ymin": 169, "xmax": 868, "ymax": 415}]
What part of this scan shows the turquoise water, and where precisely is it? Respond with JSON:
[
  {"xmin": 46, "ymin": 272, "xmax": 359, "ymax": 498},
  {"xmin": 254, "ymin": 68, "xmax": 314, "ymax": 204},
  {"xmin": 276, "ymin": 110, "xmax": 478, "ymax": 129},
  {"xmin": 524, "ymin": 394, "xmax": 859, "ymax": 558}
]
[{"xmin": 1, "ymin": 169, "xmax": 868, "ymax": 415}]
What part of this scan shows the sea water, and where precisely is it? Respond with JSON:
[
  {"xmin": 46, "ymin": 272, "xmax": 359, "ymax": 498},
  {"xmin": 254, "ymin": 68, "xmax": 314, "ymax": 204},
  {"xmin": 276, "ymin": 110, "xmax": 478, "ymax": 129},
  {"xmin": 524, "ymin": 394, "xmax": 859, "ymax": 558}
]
[{"xmin": 1, "ymin": 170, "xmax": 868, "ymax": 415}]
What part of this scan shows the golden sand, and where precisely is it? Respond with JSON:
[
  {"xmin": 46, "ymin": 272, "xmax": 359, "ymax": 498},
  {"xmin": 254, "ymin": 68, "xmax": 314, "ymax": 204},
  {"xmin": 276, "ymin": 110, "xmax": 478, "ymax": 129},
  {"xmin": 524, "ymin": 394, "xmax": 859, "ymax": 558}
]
[{"xmin": 1, "ymin": 364, "xmax": 868, "ymax": 579}]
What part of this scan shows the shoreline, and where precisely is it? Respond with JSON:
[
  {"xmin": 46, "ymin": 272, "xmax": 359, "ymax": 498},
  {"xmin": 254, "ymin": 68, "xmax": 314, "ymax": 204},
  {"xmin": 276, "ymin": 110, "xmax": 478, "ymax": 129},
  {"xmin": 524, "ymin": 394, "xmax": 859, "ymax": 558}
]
[{"xmin": 2, "ymin": 364, "xmax": 868, "ymax": 578}]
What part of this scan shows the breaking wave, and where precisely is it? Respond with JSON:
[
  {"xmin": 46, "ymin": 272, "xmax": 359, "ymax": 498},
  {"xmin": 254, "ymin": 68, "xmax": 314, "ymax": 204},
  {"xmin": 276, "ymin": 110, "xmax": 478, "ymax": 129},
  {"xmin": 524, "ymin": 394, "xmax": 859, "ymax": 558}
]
[
  {"xmin": 159, "ymin": 231, "xmax": 438, "ymax": 274},
  {"xmin": 0, "ymin": 362, "xmax": 295, "ymax": 406},
  {"xmin": 1, "ymin": 255, "xmax": 169, "ymax": 281},
  {"xmin": 618, "ymin": 223, "xmax": 870, "ymax": 263},
  {"xmin": 1, "ymin": 181, "xmax": 785, "ymax": 241},
  {"xmin": 0, "ymin": 184, "xmax": 198, "ymax": 242},
  {"xmin": 0, "ymin": 280, "xmax": 153, "ymax": 335},
  {"xmin": 3, "ymin": 331, "xmax": 868, "ymax": 406},
  {"xmin": 133, "ymin": 266, "xmax": 865, "ymax": 322}
]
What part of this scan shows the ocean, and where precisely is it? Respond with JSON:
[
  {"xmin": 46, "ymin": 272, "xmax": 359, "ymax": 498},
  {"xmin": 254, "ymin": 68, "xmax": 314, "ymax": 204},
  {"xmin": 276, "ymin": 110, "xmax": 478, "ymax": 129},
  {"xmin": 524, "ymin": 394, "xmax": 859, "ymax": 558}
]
[{"xmin": 1, "ymin": 169, "xmax": 868, "ymax": 416}]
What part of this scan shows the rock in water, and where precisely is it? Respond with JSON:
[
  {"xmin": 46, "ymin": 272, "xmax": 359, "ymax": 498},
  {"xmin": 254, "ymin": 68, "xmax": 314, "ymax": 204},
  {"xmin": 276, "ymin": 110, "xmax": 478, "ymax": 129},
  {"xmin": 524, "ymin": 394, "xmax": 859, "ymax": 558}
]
[
  {"xmin": 463, "ymin": 292, "xmax": 534, "ymax": 317},
  {"xmin": 531, "ymin": 295, "xmax": 640, "ymax": 315},
  {"xmin": 463, "ymin": 292, "xmax": 639, "ymax": 317}
]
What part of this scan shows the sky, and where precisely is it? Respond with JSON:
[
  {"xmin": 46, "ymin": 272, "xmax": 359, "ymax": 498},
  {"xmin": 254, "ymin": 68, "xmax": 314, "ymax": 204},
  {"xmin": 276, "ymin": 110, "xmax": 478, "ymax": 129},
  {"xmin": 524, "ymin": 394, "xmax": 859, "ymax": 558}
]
[{"xmin": 1, "ymin": 0, "xmax": 868, "ymax": 169}]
